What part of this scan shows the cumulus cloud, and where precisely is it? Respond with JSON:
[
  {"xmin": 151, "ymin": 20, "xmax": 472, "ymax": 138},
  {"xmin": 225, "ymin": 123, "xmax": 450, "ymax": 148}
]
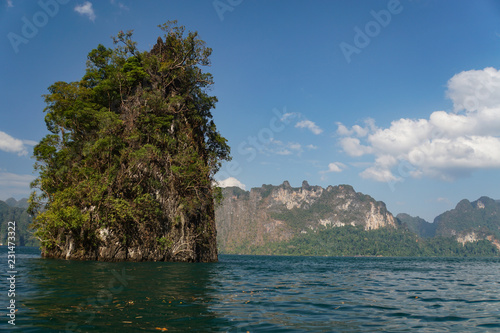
[
  {"xmin": 0, "ymin": 131, "xmax": 35, "ymax": 156},
  {"xmin": 339, "ymin": 137, "xmax": 373, "ymax": 157},
  {"xmin": 295, "ymin": 120, "xmax": 323, "ymax": 135},
  {"xmin": 75, "ymin": 1, "xmax": 96, "ymax": 21},
  {"xmin": 324, "ymin": 162, "xmax": 346, "ymax": 173},
  {"xmin": 319, "ymin": 162, "xmax": 347, "ymax": 180},
  {"xmin": 216, "ymin": 177, "xmax": 246, "ymax": 190},
  {"xmin": 337, "ymin": 67, "xmax": 500, "ymax": 182},
  {"xmin": 447, "ymin": 67, "xmax": 500, "ymax": 112},
  {"xmin": 359, "ymin": 155, "xmax": 400, "ymax": 182}
]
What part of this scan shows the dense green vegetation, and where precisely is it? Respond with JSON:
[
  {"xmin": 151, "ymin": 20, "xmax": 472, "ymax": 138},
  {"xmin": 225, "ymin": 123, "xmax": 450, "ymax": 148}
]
[
  {"xmin": 28, "ymin": 22, "xmax": 230, "ymax": 261},
  {"xmin": 231, "ymin": 226, "xmax": 499, "ymax": 257},
  {"xmin": 0, "ymin": 200, "xmax": 38, "ymax": 246},
  {"xmin": 435, "ymin": 197, "xmax": 500, "ymax": 239}
]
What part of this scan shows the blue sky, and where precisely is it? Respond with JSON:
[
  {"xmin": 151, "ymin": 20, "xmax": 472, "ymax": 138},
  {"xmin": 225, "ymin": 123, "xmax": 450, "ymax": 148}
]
[{"xmin": 1, "ymin": 0, "xmax": 500, "ymax": 222}]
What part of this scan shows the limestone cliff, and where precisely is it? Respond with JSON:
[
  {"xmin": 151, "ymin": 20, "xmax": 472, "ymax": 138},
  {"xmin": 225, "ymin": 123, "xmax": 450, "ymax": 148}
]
[
  {"xmin": 433, "ymin": 196, "xmax": 500, "ymax": 250},
  {"xmin": 29, "ymin": 24, "xmax": 228, "ymax": 262},
  {"xmin": 215, "ymin": 181, "xmax": 397, "ymax": 253}
]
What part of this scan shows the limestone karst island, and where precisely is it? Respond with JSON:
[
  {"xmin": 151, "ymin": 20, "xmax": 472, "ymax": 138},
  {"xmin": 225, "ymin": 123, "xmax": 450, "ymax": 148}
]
[{"xmin": 28, "ymin": 22, "xmax": 230, "ymax": 262}]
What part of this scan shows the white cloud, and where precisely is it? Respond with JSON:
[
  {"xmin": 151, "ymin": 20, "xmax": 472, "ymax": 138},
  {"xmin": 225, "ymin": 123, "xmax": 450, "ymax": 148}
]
[
  {"xmin": 0, "ymin": 131, "xmax": 34, "ymax": 156},
  {"xmin": 360, "ymin": 166, "xmax": 399, "ymax": 182},
  {"xmin": 288, "ymin": 143, "xmax": 302, "ymax": 150},
  {"xmin": 276, "ymin": 149, "xmax": 292, "ymax": 156},
  {"xmin": 336, "ymin": 123, "xmax": 352, "ymax": 136},
  {"xmin": 280, "ymin": 112, "xmax": 300, "ymax": 122},
  {"xmin": 0, "ymin": 172, "xmax": 35, "ymax": 199},
  {"xmin": 339, "ymin": 137, "xmax": 373, "ymax": 157},
  {"xmin": 266, "ymin": 139, "xmax": 304, "ymax": 156},
  {"xmin": 326, "ymin": 162, "xmax": 346, "ymax": 173},
  {"xmin": 6, "ymin": 0, "xmax": 13, "ymax": 7},
  {"xmin": 23, "ymin": 139, "xmax": 38, "ymax": 146},
  {"xmin": 336, "ymin": 119, "xmax": 375, "ymax": 137},
  {"xmin": 295, "ymin": 120, "xmax": 323, "ymax": 135},
  {"xmin": 447, "ymin": 67, "xmax": 500, "ymax": 112},
  {"xmin": 216, "ymin": 177, "xmax": 246, "ymax": 190},
  {"xmin": 337, "ymin": 67, "xmax": 500, "ymax": 182},
  {"xmin": 75, "ymin": 1, "xmax": 96, "ymax": 21},
  {"xmin": 359, "ymin": 155, "xmax": 400, "ymax": 182},
  {"xmin": 319, "ymin": 162, "xmax": 347, "ymax": 180}
]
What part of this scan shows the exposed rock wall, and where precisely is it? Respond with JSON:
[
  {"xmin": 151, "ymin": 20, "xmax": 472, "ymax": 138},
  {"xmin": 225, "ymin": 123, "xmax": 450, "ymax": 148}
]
[
  {"xmin": 215, "ymin": 181, "xmax": 398, "ymax": 253},
  {"xmin": 456, "ymin": 232, "xmax": 480, "ymax": 245}
]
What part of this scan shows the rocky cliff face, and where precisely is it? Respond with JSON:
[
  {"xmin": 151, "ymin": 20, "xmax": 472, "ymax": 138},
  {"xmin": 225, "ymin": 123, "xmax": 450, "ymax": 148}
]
[
  {"xmin": 433, "ymin": 196, "xmax": 500, "ymax": 250},
  {"xmin": 215, "ymin": 181, "xmax": 397, "ymax": 253}
]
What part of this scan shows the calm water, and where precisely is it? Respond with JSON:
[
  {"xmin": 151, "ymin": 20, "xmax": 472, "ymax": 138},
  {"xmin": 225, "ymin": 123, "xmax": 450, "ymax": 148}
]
[{"xmin": 1, "ymin": 247, "xmax": 500, "ymax": 332}]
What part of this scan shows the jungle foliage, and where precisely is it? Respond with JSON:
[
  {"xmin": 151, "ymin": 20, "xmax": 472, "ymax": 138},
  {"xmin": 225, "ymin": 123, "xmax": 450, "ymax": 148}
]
[{"xmin": 235, "ymin": 226, "xmax": 499, "ymax": 257}]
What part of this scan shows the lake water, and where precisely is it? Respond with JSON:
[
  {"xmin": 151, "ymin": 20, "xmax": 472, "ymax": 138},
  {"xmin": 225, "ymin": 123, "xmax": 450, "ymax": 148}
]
[{"xmin": 1, "ymin": 247, "xmax": 500, "ymax": 332}]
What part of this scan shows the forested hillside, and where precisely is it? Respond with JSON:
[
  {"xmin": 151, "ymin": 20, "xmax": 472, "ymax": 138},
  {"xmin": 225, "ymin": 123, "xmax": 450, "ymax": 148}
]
[{"xmin": 0, "ymin": 199, "xmax": 38, "ymax": 246}]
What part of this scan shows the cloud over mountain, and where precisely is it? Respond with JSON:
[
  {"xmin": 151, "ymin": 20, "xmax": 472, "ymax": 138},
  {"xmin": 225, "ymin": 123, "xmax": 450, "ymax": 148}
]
[{"xmin": 216, "ymin": 177, "xmax": 246, "ymax": 190}]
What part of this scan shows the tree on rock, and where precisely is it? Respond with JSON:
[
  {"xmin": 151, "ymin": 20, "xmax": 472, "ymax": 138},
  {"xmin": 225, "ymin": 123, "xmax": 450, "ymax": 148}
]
[{"xmin": 29, "ymin": 21, "xmax": 230, "ymax": 262}]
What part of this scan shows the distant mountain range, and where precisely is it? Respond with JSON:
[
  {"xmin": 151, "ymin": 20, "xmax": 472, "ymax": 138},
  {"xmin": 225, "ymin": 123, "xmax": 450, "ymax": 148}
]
[
  {"xmin": 398, "ymin": 196, "xmax": 500, "ymax": 250},
  {"xmin": 0, "ymin": 198, "xmax": 37, "ymax": 246},
  {"xmin": 3, "ymin": 185, "xmax": 500, "ymax": 255},
  {"xmin": 215, "ymin": 182, "xmax": 500, "ymax": 256},
  {"xmin": 4, "ymin": 198, "xmax": 29, "ymax": 209}
]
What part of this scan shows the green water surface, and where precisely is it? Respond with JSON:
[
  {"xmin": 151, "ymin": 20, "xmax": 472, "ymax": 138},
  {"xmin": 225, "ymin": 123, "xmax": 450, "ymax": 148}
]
[{"xmin": 1, "ymin": 247, "xmax": 500, "ymax": 332}]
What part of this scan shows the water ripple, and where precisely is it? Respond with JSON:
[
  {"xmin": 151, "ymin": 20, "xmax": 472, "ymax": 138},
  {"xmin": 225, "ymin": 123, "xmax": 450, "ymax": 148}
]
[{"xmin": 2, "ymin": 249, "xmax": 500, "ymax": 332}]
